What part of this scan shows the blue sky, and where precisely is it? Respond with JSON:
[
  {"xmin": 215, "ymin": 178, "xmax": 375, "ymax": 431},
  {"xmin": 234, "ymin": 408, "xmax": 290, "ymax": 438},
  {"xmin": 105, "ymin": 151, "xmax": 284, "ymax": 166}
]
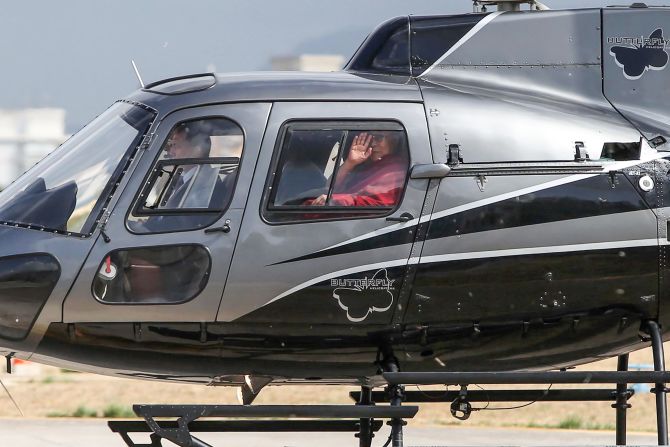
[{"xmin": 0, "ymin": 0, "xmax": 654, "ymax": 130}]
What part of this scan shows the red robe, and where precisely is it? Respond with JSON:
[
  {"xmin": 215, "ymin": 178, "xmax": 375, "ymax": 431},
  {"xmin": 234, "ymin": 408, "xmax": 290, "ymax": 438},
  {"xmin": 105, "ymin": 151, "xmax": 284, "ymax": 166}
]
[{"xmin": 329, "ymin": 155, "xmax": 407, "ymax": 207}]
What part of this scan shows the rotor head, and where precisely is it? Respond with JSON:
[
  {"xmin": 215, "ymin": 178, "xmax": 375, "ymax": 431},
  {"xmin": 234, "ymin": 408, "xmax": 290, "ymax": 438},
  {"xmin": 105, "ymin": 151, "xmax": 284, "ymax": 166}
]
[{"xmin": 473, "ymin": 0, "xmax": 550, "ymax": 12}]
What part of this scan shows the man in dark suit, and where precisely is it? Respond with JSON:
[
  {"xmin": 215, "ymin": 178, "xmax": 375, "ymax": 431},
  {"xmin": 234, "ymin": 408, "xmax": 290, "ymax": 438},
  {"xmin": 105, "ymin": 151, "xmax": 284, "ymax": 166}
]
[{"xmin": 162, "ymin": 123, "xmax": 219, "ymax": 209}]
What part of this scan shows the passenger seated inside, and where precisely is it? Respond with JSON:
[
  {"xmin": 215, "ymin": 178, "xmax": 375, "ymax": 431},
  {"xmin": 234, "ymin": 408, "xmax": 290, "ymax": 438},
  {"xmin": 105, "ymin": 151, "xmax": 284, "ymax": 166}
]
[
  {"xmin": 310, "ymin": 131, "xmax": 408, "ymax": 207},
  {"xmin": 162, "ymin": 123, "xmax": 222, "ymax": 209}
]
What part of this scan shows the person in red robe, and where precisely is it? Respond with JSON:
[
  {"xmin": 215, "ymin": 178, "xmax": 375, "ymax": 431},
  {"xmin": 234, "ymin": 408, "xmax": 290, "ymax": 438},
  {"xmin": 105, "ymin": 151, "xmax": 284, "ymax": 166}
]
[{"xmin": 310, "ymin": 131, "xmax": 407, "ymax": 207}]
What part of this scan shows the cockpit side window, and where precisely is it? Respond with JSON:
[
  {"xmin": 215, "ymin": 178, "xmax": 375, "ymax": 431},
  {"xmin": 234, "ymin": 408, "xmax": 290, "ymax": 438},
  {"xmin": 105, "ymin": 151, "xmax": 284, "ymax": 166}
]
[
  {"xmin": 263, "ymin": 121, "xmax": 410, "ymax": 224},
  {"xmin": 127, "ymin": 118, "xmax": 244, "ymax": 234}
]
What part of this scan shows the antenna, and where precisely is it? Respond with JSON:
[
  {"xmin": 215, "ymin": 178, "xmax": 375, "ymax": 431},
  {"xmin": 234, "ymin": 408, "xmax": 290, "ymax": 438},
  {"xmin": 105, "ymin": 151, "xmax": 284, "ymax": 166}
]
[
  {"xmin": 131, "ymin": 60, "xmax": 145, "ymax": 88},
  {"xmin": 474, "ymin": 0, "xmax": 550, "ymax": 11}
]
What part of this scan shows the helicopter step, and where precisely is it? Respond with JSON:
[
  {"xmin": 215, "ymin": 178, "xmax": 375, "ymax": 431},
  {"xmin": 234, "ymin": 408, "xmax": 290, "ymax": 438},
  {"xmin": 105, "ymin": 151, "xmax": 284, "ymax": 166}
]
[
  {"xmin": 108, "ymin": 403, "xmax": 418, "ymax": 447},
  {"xmin": 108, "ymin": 419, "xmax": 385, "ymax": 447}
]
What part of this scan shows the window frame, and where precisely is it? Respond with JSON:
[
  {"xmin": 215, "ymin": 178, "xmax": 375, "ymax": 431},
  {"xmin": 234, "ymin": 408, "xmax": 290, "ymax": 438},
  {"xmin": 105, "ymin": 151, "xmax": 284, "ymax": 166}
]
[
  {"xmin": 261, "ymin": 119, "xmax": 411, "ymax": 225},
  {"xmin": 126, "ymin": 115, "xmax": 245, "ymax": 234},
  {"xmin": 133, "ymin": 156, "xmax": 241, "ymax": 216}
]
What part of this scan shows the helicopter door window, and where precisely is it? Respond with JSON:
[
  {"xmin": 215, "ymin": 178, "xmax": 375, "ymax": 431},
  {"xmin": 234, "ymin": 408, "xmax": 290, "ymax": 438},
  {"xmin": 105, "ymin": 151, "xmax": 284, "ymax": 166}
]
[
  {"xmin": 265, "ymin": 122, "xmax": 410, "ymax": 223},
  {"xmin": 92, "ymin": 245, "xmax": 211, "ymax": 304},
  {"xmin": 127, "ymin": 118, "xmax": 244, "ymax": 233}
]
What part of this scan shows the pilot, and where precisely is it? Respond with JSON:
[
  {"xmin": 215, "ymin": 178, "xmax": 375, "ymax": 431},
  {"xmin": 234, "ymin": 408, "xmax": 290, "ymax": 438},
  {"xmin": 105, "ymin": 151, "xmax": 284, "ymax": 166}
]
[
  {"xmin": 310, "ymin": 131, "xmax": 407, "ymax": 207},
  {"xmin": 162, "ymin": 124, "xmax": 219, "ymax": 209}
]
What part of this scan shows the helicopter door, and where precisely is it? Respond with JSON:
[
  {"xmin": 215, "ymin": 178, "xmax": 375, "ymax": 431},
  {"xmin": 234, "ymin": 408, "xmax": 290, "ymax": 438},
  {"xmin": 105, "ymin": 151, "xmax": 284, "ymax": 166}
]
[
  {"xmin": 217, "ymin": 102, "xmax": 432, "ymax": 326},
  {"xmin": 63, "ymin": 103, "xmax": 271, "ymax": 322}
]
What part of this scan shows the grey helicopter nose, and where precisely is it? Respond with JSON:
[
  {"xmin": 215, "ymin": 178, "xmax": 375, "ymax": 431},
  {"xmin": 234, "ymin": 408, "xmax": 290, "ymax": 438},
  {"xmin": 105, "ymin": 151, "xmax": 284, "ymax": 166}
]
[{"xmin": 0, "ymin": 253, "xmax": 60, "ymax": 341}]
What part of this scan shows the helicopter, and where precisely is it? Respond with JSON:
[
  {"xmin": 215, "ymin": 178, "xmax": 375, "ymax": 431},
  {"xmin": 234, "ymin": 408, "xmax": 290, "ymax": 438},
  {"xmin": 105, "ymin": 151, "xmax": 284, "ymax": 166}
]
[{"xmin": 0, "ymin": 0, "xmax": 669, "ymax": 411}]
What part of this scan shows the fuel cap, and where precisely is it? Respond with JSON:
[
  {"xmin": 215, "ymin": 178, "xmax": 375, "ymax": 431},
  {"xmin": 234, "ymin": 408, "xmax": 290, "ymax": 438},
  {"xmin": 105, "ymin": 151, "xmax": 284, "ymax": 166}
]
[{"xmin": 639, "ymin": 175, "xmax": 655, "ymax": 192}]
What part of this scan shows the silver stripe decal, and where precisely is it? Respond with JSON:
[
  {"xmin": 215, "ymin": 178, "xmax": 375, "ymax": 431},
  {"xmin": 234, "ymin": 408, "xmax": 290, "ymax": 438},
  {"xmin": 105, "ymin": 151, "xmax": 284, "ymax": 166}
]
[
  {"xmin": 320, "ymin": 154, "xmax": 665, "ymax": 252},
  {"xmin": 319, "ymin": 219, "xmax": 419, "ymax": 252},
  {"xmin": 419, "ymin": 12, "xmax": 504, "ymax": 77},
  {"xmin": 419, "ymin": 173, "xmax": 594, "ymax": 224},
  {"xmin": 420, "ymin": 238, "xmax": 660, "ymax": 265},
  {"xmin": 422, "ymin": 155, "xmax": 663, "ymax": 224},
  {"xmin": 317, "ymin": 172, "xmax": 595, "ymax": 252},
  {"xmin": 268, "ymin": 238, "xmax": 662, "ymax": 308}
]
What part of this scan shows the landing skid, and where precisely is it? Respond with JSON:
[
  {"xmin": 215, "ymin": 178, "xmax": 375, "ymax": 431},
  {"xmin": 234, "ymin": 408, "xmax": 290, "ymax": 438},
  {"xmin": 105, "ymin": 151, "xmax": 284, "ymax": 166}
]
[
  {"xmin": 109, "ymin": 404, "xmax": 415, "ymax": 447},
  {"xmin": 109, "ymin": 321, "xmax": 670, "ymax": 447}
]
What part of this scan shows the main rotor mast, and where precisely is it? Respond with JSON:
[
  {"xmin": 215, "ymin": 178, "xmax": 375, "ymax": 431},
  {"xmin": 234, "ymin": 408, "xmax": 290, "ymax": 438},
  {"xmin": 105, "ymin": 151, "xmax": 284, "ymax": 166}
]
[{"xmin": 473, "ymin": 0, "xmax": 551, "ymax": 12}]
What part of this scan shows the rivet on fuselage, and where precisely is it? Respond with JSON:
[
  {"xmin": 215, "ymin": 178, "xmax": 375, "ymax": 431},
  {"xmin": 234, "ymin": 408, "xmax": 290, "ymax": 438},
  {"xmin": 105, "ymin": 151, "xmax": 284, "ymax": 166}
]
[
  {"xmin": 609, "ymin": 172, "xmax": 618, "ymax": 189},
  {"xmin": 67, "ymin": 323, "xmax": 76, "ymax": 342},
  {"xmin": 133, "ymin": 323, "xmax": 142, "ymax": 342},
  {"xmin": 472, "ymin": 323, "xmax": 481, "ymax": 336},
  {"xmin": 618, "ymin": 317, "xmax": 629, "ymax": 334}
]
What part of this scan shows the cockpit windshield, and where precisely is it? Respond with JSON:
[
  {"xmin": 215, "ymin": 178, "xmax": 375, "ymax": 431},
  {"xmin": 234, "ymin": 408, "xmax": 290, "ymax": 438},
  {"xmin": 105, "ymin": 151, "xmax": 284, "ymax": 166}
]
[{"xmin": 0, "ymin": 102, "xmax": 154, "ymax": 235}]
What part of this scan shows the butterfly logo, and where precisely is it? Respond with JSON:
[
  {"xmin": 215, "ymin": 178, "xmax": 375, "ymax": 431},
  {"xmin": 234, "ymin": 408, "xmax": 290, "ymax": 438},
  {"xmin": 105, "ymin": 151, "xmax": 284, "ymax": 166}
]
[
  {"xmin": 609, "ymin": 29, "xmax": 669, "ymax": 80},
  {"xmin": 332, "ymin": 268, "xmax": 395, "ymax": 322}
]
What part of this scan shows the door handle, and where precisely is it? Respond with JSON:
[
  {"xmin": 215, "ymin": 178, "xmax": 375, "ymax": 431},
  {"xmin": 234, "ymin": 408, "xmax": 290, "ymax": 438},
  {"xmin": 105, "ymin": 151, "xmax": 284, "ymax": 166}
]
[
  {"xmin": 386, "ymin": 212, "xmax": 414, "ymax": 223},
  {"xmin": 205, "ymin": 222, "xmax": 231, "ymax": 234}
]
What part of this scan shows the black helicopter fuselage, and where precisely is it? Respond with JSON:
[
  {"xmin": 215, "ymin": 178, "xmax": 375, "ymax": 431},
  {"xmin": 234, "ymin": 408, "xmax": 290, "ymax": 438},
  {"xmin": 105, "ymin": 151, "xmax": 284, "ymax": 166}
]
[{"xmin": 0, "ymin": 6, "xmax": 668, "ymax": 386}]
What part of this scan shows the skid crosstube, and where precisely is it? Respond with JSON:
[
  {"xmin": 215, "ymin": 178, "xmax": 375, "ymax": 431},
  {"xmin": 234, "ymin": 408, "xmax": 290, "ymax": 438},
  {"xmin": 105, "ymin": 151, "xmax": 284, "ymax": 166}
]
[
  {"xmin": 350, "ymin": 388, "xmax": 633, "ymax": 403},
  {"xmin": 383, "ymin": 371, "xmax": 670, "ymax": 385}
]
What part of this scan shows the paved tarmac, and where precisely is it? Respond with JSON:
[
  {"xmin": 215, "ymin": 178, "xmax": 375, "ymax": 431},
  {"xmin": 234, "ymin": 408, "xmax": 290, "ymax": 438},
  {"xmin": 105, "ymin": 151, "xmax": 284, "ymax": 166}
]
[{"xmin": 0, "ymin": 419, "xmax": 660, "ymax": 446}]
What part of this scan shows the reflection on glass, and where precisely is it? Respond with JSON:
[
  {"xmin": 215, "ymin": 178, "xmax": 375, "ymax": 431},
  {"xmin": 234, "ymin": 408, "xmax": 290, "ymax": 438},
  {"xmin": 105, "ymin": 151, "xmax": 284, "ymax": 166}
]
[
  {"xmin": 0, "ymin": 102, "xmax": 154, "ymax": 234},
  {"xmin": 272, "ymin": 129, "xmax": 342, "ymax": 206},
  {"xmin": 93, "ymin": 245, "xmax": 210, "ymax": 304}
]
